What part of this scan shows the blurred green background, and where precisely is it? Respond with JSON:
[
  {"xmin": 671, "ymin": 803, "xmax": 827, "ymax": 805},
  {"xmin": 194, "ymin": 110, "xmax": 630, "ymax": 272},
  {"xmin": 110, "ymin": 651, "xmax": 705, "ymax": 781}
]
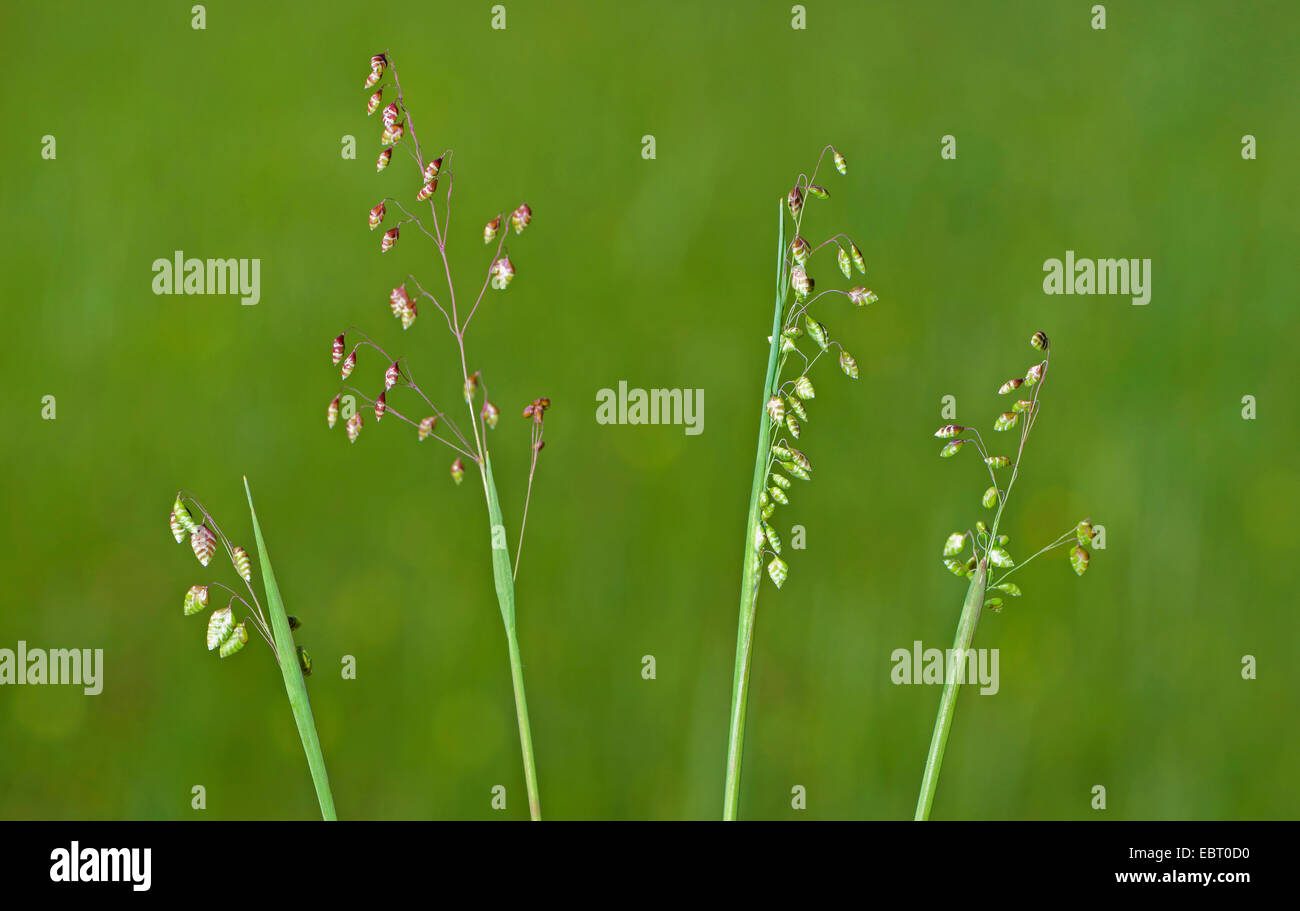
[{"xmin": 2, "ymin": 0, "xmax": 1297, "ymax": 820}]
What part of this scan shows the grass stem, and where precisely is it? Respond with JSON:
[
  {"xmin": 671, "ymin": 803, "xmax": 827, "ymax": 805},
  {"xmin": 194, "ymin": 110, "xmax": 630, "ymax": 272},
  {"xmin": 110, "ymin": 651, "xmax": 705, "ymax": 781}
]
[
  {"xmin": 914, "ymin": 559, "xmax": 988, "ymax": 821},
  {"xmin": 723, "ymin": 199, "xmax": 787, "ymax": 820},
  {"xmin": 481, "ymin": 454, "xmax": 542, "ymax": 820}
]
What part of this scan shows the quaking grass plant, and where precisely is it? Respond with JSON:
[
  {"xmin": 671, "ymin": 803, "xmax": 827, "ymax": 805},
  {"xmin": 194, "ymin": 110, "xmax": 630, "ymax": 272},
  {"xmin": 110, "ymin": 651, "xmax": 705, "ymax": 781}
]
[
  {"xmin": 724, "ymin": 146, "xmax": 879, "ymax": 819},
  {"xmin": 915, "ymin": 331, "xmax": 1098, "ymax": 820},
  {"xmin": 167, "ymin": 480, "xmax": 336, "ymax": 820},
  {"xmin": 326, "ymin": 51, "xmax": 548, "ymax": 819}
]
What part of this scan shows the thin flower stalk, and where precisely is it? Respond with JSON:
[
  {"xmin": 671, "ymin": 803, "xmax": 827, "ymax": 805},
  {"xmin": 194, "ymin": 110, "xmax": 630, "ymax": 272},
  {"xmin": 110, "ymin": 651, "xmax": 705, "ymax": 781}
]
[
  {"xmin": 916, "ymin": 331, "xmax": 1098, "ymax": 819},
  {"xmin": 327, "ymin": 51, "xmax": 549, "ymax": 819}
]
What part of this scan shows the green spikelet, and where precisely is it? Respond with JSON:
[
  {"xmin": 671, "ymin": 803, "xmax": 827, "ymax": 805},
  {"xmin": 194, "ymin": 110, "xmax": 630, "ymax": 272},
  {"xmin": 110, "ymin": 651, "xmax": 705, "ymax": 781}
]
[
  {"xmin": 297, "ymin": 646, "xmax": 313, "ymax": 677},
  {"xmin": 994, "ymin": 582, "xmax": 1022, "ymax": 597},
  {"xmin": 982, "ymin": 487, "xmax": 1000, "ymax": 509},
  {"xmin": 805, "ymin": 317, "xmax": 829, "ymax": 351},
  {"xmin": 793, "ymin": 376, "xmax": 815, "ymax": 400},
  {"xmin": 943, "ymin": 559, "xmax": 966, "ymax": 577},
  {"xmin": 1076, "ymin": 518, "xmax": 1094, "ymax": 548},
  {"xmin": 766, "ymin": 395, "xmax": 785, "ymax": 424},
  {"xmin": 984, "ymin": 597, "xmax": 1003, "ymax": 613},
  {"xmin": 786, "ymin": 395, "xmax": 808, "ymax": 422},
  {"xmin": 206, "ymin": 605, "xmax": 235, "ymax": 651},
  {"xmin": 219, "ymin": 622, "xmax": 249, "ymax": 658},
  {"xmin": 940, "ymin": 440, "xmax": 966, "ymax": 458},
  {"xmin": 770, "ymin": 473, "xmax": 791, "ymax": 490},
  {"xmin": 1070, "ymin": 546, "xmax": 1090, "ymax": 576},
  {"xmin": 839, "ymin": 351, "xmax": 859, "ymax": 379},
  {"xmin": 993, "ymin": 412, "xmax": 1019, "ymax": 432},
  {"xmin": 780, "ymin": 460, "xmax": 811, "ymax": 481},
  {"xmin": 767, "ymin": 556, "xmax": 789, "ymax": 589},
  {"xmin": 943, "ymin": 533, "xmax": 966, "ymax": 556},
  {"xmin": 988, "ymin": 548, "xmax": 1014, "ymax": 568},
  {"xmin": 985, "ymin": 455, "xmax": 1010, "ymax": 468},
  {"xmin": 785, "ymin": 413, "xmax": 801, "ymax": 439},
  {"xmin": 170, "ymin": 513, "xmax": 186, "ymax": 543},
  {"xmin": 233, "ymin": 546, "xmax": 252, "ymax": 583},
  {"xmin": 762, "ymin": 521, "xmax": 782, "ymax": 554},
  {"xmin": 769, "ymin": 485, "xmax": 789, "ymax": 505},
  {"xmin": 837, "ymin": 247, "xmax": 852, "ymax": 279},
  {"xmin": 173, "ymin": 498, "xmax": 198, "ymax": 534},
  {"xmin": 850, "ymin": 241, "xmax": 866, "ymax": 273},
  {"xmin": 183, "ymin": 585, "xmax": 209, "ymax": 617}
]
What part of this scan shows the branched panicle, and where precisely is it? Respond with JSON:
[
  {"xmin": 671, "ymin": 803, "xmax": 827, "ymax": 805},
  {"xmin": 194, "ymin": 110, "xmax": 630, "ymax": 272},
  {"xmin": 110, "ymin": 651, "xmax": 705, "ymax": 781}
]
[
  {"xmin": 756, "ymin": 145, "xmax": 877, "ymax": 591},
  {"xmin": 932, "ymin": 331, "xmax": 1097, "ymax": 608},
  {"xmin": 320, "ymin": 52, "xmax": 549, "ymax": 819},
  {"xmin": 168, "ymin": 491, "xmax": 294, "ymax": 662},
  {"xmin": 327, "ymin": 52, "xmax": 549, "ymax": 509},
  {"xmin": 725, "ymin": 145, "xmax": 878, "ymax": 821}
]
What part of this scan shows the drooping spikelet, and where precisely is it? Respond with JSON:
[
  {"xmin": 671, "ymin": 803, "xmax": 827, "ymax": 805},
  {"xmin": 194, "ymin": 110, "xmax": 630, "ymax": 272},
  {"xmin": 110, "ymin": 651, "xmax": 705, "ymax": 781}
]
[
  {"xmin": 381, "ymin": 102, "xmax": 400, "ymax": 127},
  {"xmin": 327, "ymin": 395, "xmax": 340, "ymax": 428},
  {"xmin": 848, "ymin": 287, "xmax": 877, "ymax": 307},
  {"xmin": 384, "ymin": 361, "xmax": 401, "ymax": 390},
  {"xmin": 839, "ymin": 350, "xmax": 859, "ymax": 379},
  {"xmin": 849, "ymin": 241, "xmax": 866, "ymax": 274},
  {"xmin": 170, "ymin": 513, "xmax": 186, "ymax": 543},
  {"xmin": 423, "ymin": 157, "xmax": 442, "ymax": 182},
  {"xmin": 206, "ymin": 604, "xmax": 234, "ymax": 650},
  {"xmin": 341, "ymin": 348, "xmax": 357, "ymax": 379},
  {"xmin": 183, "ymin": 584, "xmax": 209, "ymax": 616},
  {"xmin": 191, "ymin": 523, "xmax": 217, "ymax": 567},
  {"xmin": 381, "ymin": 226, "xmax": 399, "ymax": 252},
  {"xmin": 490, "ymin": 254, "xmax": 515, "ymax": 289},
  {"xmin": 793, "ymin": 376, "xmax": 815, "ymax": 400},
  {"xmin": 173, "ymin": 498, "xmax": 198, "ymax": 534},
  {"xmin": 1070, "ymin": 545, "xmax": 1090, "ymax": 576},
  {"xmin": 368, "ymin": 202, "xmax": 386, "ymax": 230},
  {"xmin": 838, "ymin": 247, "xmax": 852, "ymax": 279},
  {"xmin": 232, "ymin": 546, "xmax": 252, "ymax": 583},
  {"xmin": 766, "ymin": 396, "xmax": 785, "ymax": 424},
  {"xmin": 346, "ymin": 412, "xmax": 363, "ymax": 443},
  {"xmin": 219, "ymin": 622, "xmax": 248, "ymax": 658},
  {"xmin": 791, "ymin": 266, "xmax": 812, "ymax": 299},
  {"xmin": 484, "ymin": 215, "xmax": 502, "ymax": 244},
  {"xmin": 374, "ymin": 392, "xmax": 386, "ymax": 421},
  {"xmin": 481, "ymin": 400, "xmax": 500, "ymax": 429},
  {"xmin": 833, "ymin": 149, "xmax": 847, "ymax": 175},
  {"xmin": 417, "ymin": 416, "xmax": 438, "ymax": 441},
  {"xmin": 510, "ymin": 203, "xmax": 532, "ymax": 234},
  {"xmin": 450, "ymin": 457, "xmax": 465, "ymax": 485},
  {"xmin": 789, "ymin": 235, "xmax": 810, "ymax": 265},
  {"xmin": 787, "ymin": 186, "xmax": 803, "ymax": 218},
  {"xmin": 417, "ymin": 179, "xmax": 438, "ymax": 201},
  {"xmin": 332, "ymin": 333, "xmax": 346, "ymax": 365},
  {"xmin": 376, "ymin": 148, "xmax": 391, "ymax": 172},
  {"xmin": 1030, "ymin": 330, "xmax": 1049, "ymax": 350},
  {"xmin": 367, "ymin": 89, "xmax": 382, "ymax": 115},
  {"xmin": 767, "ymin": 556, "xmax": 789, "ymax": 589}
]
